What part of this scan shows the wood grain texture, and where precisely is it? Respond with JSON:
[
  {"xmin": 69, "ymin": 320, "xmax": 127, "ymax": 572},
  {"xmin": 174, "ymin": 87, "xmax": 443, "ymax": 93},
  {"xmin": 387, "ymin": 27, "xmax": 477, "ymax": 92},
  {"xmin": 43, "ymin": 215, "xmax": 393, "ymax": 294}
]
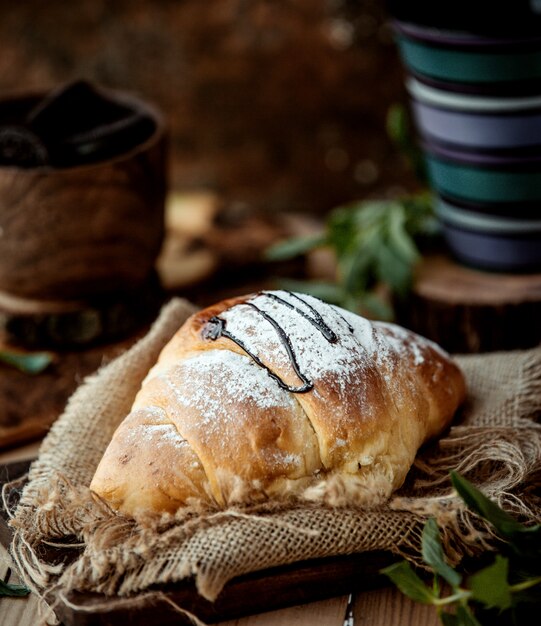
[
  {"xmin": 0, "ymin": 555, "xmax": 44, "ymax": 626},
  {"xmin": 0, "ymin": 547, "xmax": 336, "ymax": 626},
  {"xmin": 0, "ymin": 457, "xmax": 47, "ymax": 625},
  {"xmin": 217, "ymin": 596, "xmax": 349, "ymax": 626},
  {"xmin": 353, "ymin": 587, "xmax": 440, "ymax": 626},
  {"xmin": 0, "ymin": 90, "xmax": 166, "ymax": 300},
  {"xmin": 395, "ymin": 254, "xmax": 541, "ymax": 353},
  {"xmin": 0, "ymin": 548, "xmax": 444, "ymax": 626},
  {"xmin": 35, "ymin": 547, "xmax": 395, "ymax": 625},
  {"xmin": 1, "ymin": 552, "xmax": 325, "ymax": 626}
]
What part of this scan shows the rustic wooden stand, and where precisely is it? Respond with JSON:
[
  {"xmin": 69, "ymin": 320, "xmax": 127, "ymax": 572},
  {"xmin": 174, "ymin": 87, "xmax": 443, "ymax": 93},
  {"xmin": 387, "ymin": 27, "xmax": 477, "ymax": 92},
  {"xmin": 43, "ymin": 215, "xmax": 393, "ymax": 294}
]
[{"xmin": 396, "ymin": 254, "xmax": 541, "ymax": 353}]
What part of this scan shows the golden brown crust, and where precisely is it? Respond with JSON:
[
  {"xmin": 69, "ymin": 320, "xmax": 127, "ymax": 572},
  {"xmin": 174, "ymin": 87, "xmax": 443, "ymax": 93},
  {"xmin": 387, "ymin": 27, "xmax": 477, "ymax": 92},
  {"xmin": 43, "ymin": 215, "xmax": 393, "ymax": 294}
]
[
  {"xmin": 91, "ymin": 407, "xmax": 209, "ymax": 514},
  {"xmin": 133, "ymin": 357, "xmax": 321, "ymax": 505},
  {"xmin": 91, "ymin": 291, "xmax": 466, "ymax": 516}
]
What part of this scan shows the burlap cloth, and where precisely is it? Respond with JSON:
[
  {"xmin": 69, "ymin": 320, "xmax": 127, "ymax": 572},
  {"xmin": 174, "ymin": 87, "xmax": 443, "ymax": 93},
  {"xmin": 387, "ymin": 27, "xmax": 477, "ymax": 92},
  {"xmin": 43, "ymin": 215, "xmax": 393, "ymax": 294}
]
[{"xmin": 5, "ymin": 298, "xmax": 541, "ymax": 623}]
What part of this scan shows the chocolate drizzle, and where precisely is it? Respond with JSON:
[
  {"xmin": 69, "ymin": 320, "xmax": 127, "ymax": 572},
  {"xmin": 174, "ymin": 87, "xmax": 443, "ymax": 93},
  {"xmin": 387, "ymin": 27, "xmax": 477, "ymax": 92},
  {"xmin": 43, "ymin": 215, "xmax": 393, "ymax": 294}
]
[
  {"xmin": 202, "ymin": 312, "xmax": 312, "ymax": 393},
  {"xmin": 201, "ymin": 292, "xmax": 351, "ymax": 394},
  {"xmin": 262, "ymin": 291, "xmax": 338, "ymax": 343}
]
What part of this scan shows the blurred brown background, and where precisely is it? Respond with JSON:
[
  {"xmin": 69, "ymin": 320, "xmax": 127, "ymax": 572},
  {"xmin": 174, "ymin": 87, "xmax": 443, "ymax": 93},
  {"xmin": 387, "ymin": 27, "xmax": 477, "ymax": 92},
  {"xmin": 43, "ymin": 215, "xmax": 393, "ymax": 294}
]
[{"xmin": 0, "ymin": 0, "xmax": 415, "ymax": 215}]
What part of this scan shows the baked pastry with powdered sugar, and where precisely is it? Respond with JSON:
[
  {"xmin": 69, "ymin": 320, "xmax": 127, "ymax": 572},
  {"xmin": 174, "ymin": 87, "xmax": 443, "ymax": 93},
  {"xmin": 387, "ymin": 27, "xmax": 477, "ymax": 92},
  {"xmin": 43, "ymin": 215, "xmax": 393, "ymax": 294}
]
[{"xmin": 90, "ymin": 291, "xmax": 466, "ymax": 516}]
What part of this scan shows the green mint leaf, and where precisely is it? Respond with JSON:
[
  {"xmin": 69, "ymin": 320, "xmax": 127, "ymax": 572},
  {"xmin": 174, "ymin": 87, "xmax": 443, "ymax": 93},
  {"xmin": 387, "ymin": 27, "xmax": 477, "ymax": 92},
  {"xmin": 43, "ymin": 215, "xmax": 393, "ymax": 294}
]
[
  {"xmin": 469, "ymin": 555, "xmax": 512, "ymax": 610},
  {"xmin": 374, "ymin": 243, "xmax": 413, "ymax": 296},
  {"xmin": 387, "ymin": 205, "xmax": 420, "ymax": 265},
  {"xmin": 0, "ymin": 579, "xmax": 31, "ymax": 597},
  {"xmin": 401, "ymin": 193, "xmax": 438, "ymax": 239},
  {"xmin": 0, "ymin": 350, "xmax": 53, "ymax": 374},
  {"xmin": 422, "ymin": 518, "xmax": 462, "ymax": 588},
  {"xmin": 381, "ymin": 561, "xmax": 436, "ymax": 604},
  {"xmin": 386, "ymin": 103, "xmax": 427, "ymax": 183},
  {"xmin": 268, "ymin": 191, "xmax": 437, "ymax": 319},
  {"xmin": 340, "ymin": 247, "xmax": 374, "ymax": 295},
  {"xmin": 327, "ymin": 207, "xmax": 359, "ymax": 256},
  {"xmin": 386, "ymin": 103, "xmax": 410, "ymax": 149},
  {"xmin": 455, "ymin": 605, "xmax": 483, "ymax": 626},
  {"xmin": 450, "ymin": 472, "xmax": 541, "ymax": 544},
  {"xmin": 265, "ymin": 234, "xmax": 327, "ymax": 261}
]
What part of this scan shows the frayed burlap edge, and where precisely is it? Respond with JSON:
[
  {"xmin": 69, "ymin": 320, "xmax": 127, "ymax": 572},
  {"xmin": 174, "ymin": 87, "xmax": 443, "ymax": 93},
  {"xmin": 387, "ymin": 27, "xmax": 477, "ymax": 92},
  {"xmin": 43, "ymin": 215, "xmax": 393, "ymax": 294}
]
[{"xmin": 6, "ymin": 298, "xmax": 541, "ymax": 624}]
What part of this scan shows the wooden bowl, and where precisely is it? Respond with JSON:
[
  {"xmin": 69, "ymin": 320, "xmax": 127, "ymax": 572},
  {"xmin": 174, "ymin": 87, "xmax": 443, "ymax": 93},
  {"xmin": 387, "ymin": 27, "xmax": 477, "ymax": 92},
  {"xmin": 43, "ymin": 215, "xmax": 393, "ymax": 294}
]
[{"xmin": 0, "ymin": 88, "xmax": 166, "ymax": 301}]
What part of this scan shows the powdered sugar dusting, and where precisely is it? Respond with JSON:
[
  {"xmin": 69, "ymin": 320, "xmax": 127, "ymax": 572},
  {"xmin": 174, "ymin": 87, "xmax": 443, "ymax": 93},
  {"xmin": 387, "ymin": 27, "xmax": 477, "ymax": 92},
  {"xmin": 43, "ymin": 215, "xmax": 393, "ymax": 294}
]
[
  {"xmin": 210, "ymin": 292, "xmax": 440, "ymax": 412},
  {"xmin": 142, "ymin": 424, "xmax": 187, "ymax": 447},
  {"xmin": 159, "ymin": 349, "xmax": 305, "ymax": 473},
  {"xmin": 126, "ymin": 411, "xmax": 188, "ymax": 449},
  {"xmin": 164, "ymin": 349, "xmax": 297, "ymax": 419},
  {"xmin": 219, "ymin": 291, "xmax": 381, "ymax": 392},
  {"xmin": 375, "ymin": 321, "xmax": 449, "ymax": 365},
  {"xmin": 375, "ymin": 322, "xmax": 426, "ymax": 366}
]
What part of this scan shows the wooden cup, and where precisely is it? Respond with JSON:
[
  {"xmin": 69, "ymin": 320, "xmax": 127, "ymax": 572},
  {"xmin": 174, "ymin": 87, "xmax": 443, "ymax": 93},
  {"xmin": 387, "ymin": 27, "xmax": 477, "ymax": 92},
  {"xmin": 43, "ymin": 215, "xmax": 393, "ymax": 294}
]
[{"xmin": 0, "ymin": 88, "xmax": 166, "ymax": 301}]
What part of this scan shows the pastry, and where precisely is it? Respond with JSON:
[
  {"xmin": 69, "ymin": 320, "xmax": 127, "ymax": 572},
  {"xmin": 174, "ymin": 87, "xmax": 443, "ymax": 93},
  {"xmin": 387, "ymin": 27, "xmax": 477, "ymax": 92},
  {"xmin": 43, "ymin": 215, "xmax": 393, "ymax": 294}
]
[{"xmin": 90, "ymin": 291, "xmax": 466, "ymax": 515}]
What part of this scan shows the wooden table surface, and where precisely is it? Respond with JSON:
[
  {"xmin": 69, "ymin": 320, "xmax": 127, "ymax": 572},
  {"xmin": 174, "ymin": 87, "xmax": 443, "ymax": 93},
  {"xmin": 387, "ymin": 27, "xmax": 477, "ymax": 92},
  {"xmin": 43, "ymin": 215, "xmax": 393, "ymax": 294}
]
[{"xmin": 0, "ymin": 442, "xmax": 441, "ymax": 626}]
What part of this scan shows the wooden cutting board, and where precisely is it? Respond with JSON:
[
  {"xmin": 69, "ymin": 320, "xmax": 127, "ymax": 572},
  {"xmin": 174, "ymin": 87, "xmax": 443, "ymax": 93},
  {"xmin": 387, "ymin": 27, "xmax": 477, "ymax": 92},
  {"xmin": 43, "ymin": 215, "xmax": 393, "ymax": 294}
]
[{"xmin": 0, "ymin": 460, "xmax": 394, "ymax": 625}]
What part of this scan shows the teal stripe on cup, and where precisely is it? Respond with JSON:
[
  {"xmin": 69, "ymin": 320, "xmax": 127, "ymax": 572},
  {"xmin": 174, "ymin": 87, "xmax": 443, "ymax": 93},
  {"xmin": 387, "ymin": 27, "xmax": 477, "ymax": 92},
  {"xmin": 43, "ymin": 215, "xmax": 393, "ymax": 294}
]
[
  {"xmin": 426, "ymin": 155, "xmax": 541, "ymax": 203},
  {"xmin": 437, "ymin": 198, "xmax": 541, "ymax": 233},
  {"xmin": 397, "ymin": 37, "xmax": 541, "ymax": 83}
]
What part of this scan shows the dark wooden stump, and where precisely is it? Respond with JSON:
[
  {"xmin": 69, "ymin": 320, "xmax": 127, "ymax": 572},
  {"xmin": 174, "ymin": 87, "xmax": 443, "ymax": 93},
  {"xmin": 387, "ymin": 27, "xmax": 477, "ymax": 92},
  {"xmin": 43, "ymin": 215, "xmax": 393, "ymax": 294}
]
[{"xmin": 396, "ymin": 254, "xmax": 541, "ymax": 353}]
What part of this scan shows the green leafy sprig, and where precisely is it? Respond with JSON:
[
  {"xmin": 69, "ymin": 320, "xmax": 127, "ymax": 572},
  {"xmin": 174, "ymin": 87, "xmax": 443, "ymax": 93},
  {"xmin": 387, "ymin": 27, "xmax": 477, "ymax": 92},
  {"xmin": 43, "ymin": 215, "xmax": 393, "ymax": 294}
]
[
  {"xmin": 0, "ymin": 579, "xmax": 30, "ymax": 598},
  {"xmin": 386, "ymin": 102, "xmax": 428, "ymax": 185},
  {"xmin": 266, "ymin": 192, "xmax": 438, "ymax": 319},
  {"xmin": 382, "ymin": 472, "xmax": 541, "ymax": 625},
  {"xmin": 266, "ymin": 102, "xmax": 436, "ymax": 319},
  {"xmin": 0, "ymin": 569, "xmax": 30, "ymax": 598}
]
